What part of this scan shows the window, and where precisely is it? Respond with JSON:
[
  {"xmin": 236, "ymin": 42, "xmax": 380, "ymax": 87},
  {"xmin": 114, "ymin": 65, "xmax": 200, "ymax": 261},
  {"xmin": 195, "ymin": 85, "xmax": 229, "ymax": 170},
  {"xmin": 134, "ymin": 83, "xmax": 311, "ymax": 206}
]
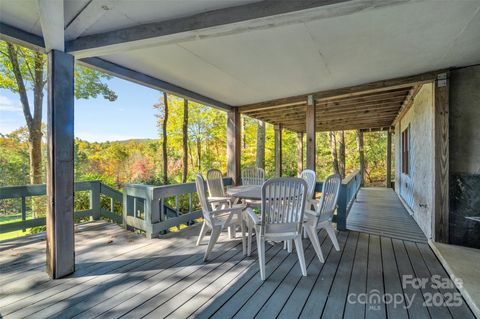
[{"xmin": 401, "ymin": 126, "xmax": 410, "ymax": 175}]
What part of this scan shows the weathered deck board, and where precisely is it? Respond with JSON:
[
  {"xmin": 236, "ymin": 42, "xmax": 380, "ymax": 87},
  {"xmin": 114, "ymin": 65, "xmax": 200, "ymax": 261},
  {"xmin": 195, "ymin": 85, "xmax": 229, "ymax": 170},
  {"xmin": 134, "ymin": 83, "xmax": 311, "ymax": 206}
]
[
  {"xmin": 0, "ymin": 194, "xmax": 474, "ymax": 319},
  {"xmin": 347, "ymin": 187, "xmax": 427, "ymax": 242}
]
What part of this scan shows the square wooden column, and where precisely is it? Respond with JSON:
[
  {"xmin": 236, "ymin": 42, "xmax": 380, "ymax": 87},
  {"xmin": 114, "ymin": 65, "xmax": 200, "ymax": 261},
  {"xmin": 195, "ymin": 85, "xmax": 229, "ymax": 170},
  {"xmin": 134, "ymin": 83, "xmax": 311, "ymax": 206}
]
[
  {"xmin": 433, "ymin": 72, "xmax": 450, "ymax": 243},
  {"xmin": 227, "ymin": 108, "xmax": 241, "ymax": 185},
  {"xmin": 46, "ymin": 50, "xmax": 75, "ymax": 279},
  {"xmin": 306, "ymin": 95, "xmax": 316, "ymax": 171},
  {"xmin": 386, "ymin": 130, "xmax": 392, "ymax": 188},
  {"xmin": 274, "ymin": 124, "xmax": 282, "ymax": 177}
]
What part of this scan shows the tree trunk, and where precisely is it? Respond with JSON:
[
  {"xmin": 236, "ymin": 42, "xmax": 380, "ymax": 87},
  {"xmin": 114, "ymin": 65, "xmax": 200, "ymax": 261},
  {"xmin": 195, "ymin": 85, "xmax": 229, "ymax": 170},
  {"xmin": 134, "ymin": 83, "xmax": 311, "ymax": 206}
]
[
  {"xmin": 7, "ymin": 44, "xmax": 46, "ymax": 217},
  {"xmin": 255, "ymin": 120, "xmax": 265, "ymax": 169},
  {"xmin": 338, "ymin": 131, "xmax": 346, "ymax": 178},
  {"xmin": 196, "ymin": 137, "xmax": 201, "ymax": 171},
  {"xmin": 162, "ymin": 92, "xmax": 169, "ymax": 185},
  {"xmin": 356, "ymin": 130, "xmax": 365, "ymax": 186},
  {"xmin": 329, "ymin": 131, "xmax": 339, "ymax": 174},
  {"xmin": 242, "ymin": 116, "xmax": 247, "ymax": 149},
  {"xmin": 182, "ymin": 99, "xmax": 188, "ymax": 183},
  {"xmin": 296, "ymin": 132, "xmax": 303, "ymax": 175}
]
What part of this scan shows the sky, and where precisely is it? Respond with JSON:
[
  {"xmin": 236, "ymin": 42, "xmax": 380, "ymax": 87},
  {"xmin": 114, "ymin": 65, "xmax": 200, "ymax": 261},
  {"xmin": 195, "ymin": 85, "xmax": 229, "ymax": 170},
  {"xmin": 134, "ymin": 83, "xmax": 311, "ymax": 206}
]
[{"xmin": 0, "ymin": 76, "xmax": 162, "ymax": 142}]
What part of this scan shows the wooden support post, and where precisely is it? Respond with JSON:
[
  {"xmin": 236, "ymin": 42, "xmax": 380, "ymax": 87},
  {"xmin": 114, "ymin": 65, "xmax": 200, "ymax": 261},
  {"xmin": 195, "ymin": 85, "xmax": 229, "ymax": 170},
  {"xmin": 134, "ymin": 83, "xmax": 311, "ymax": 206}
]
[
  {"xmin": 296, "ymin": 132, "xmax": 304, "ymax": 175},
  {"xmin": 274, "ymin": 124, "xmax": 282, "ymax": 177},
  {"xmin": 386, "ymin": 130, "xmax": 392, "ymax": 188},
  {"xmin": 227, "ymin": 108, "xmax": 241, "ymax": 185},
  {"xmin": 356, "ymin": 130, "xmax": 365, "ymax": 186},
  {"xmin": 306, "ymin": 95, "xmax": 316, "ymax": 171},
  {"xmin": 433, "ymin": 72, "xmax": 449, "ymax": 243},
  {"xmin": 46, "ymin": 50, "xmax": 75, "ymax": 279}
]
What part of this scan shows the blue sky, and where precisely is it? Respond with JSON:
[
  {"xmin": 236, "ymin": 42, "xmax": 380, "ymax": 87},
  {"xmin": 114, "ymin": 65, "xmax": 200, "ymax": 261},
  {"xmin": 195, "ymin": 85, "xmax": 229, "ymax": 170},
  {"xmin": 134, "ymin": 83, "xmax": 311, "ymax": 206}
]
[{"xmin": 0, "ymin": 77, "xmax": 162, "ymax": 142}]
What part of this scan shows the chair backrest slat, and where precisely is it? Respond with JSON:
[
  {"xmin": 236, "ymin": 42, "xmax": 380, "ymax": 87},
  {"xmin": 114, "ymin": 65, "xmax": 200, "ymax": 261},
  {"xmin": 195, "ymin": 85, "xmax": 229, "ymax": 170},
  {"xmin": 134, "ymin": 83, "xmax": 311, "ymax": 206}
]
[
  {"xmin": 242, "ymin": 167, "xmax": 265, "ymax": 186},
  {"xmin": 300, "ymin": 169, "xmax": 316, "ymax": 201},
  {"xmin": 195, "ymin": 173, "xmax": 213, "ymax": 226},
  {"xmin": 316, "ymin": 174, "xmax": 342, "ymax": 224},
  {"xmin": 261, "ymin": 177, "xmax": 307, "ymax": 236},
  {"xmin": 206, "ymin": 169, "xmax": 226, "ymax": 197}
]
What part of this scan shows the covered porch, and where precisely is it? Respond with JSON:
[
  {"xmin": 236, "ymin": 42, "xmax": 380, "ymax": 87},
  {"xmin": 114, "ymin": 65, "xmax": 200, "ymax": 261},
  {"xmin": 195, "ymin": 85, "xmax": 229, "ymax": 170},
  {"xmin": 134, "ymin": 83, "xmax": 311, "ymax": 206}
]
[{"xmin": 1, "ymin": 0, "xmax": 479, "ymax": 318}]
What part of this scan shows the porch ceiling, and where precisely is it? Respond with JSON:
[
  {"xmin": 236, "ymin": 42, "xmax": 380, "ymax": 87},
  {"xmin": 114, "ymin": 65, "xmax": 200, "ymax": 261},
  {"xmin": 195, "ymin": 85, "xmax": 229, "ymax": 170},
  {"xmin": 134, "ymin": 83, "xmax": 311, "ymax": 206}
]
[
  {"xmin": 1, "ymin": 0, "xmax": 479, "ymax": 110},
  {"xmin": 241, "ymin": 84, "xmax": 417, "ymax": 132}
]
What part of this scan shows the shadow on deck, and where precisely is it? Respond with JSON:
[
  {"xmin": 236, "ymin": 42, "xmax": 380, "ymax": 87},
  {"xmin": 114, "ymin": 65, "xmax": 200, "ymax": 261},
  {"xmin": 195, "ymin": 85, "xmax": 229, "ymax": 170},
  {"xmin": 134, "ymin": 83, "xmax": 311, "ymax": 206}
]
[
  {"xmin": 0, "ymin": 216, "xmax": 473, "ymax": 318},
  {"xmin": 347, "ymin": 187, "xmax": 427, "ymax": 242}
]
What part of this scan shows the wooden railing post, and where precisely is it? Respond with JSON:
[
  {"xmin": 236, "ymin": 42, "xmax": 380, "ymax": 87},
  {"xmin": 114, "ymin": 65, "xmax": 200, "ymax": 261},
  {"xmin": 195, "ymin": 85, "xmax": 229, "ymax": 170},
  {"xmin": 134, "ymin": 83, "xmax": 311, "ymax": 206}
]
[
  {"xmin": 21, "ymin": 196, "xmax": 27, "ymax": 232},
  {"xmin": 89, "ymin": 181, "xmax": 101, "ymax": 220}
]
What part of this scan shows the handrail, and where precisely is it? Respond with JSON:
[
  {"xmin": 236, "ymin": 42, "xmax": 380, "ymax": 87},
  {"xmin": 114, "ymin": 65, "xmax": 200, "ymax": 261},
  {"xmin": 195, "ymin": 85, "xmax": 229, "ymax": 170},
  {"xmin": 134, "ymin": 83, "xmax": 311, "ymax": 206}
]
[
  {"xmin": 336, "ymin": 170, "xmax": 362, "ymax": 230},
  {"xmin": 0, "ymin": 180, "xmax": 123, "ymax": 234},
  {"xmin": 123, "ymin": 177, "xmax": 233, "ymax": 238}
]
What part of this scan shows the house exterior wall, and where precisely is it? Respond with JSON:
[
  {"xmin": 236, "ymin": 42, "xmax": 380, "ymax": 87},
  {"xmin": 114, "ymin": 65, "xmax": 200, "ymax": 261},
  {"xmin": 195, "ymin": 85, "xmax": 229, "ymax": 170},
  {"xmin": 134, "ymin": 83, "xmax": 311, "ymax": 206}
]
[
  {"xmin": 394, "ymin": 83, "xmax": 434, "ymax": 239},
  {"xmin": 449, "ymin": 65, "xmax": 480, "ymax": 248}
]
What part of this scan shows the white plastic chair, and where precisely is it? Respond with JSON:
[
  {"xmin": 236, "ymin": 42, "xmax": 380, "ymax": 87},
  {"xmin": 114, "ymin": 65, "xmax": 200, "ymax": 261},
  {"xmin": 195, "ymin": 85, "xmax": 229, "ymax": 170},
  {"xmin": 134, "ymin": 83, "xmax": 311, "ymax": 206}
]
[
  {"xmin": 206, "ymin": 169, "xmax": 237, "ymax": 238},
  {"xmin": 195, "ymin": 173, "xmax": 246, "ymax": 261},
  {"xmin": 246, "ymin": 177, "xmax": 308, "ymax": 280},
  {"xmin": 241, "ymin": 167, "xmax": 265, "ymax": 185},
  {"xmin": 304, "ymin": 174, "xmax": 342, "ymax": 263},
  {"xmin": 300, "ymin": 169, "xmax": 317, "ymax": 208}
]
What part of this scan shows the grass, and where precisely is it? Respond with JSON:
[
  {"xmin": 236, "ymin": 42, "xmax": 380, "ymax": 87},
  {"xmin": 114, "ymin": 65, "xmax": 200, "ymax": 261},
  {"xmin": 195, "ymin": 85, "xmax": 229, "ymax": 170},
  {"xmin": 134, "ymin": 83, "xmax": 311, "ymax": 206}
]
[{"xmin": 0, "ymin": 213, "xmax": 35, "ymax": 241}]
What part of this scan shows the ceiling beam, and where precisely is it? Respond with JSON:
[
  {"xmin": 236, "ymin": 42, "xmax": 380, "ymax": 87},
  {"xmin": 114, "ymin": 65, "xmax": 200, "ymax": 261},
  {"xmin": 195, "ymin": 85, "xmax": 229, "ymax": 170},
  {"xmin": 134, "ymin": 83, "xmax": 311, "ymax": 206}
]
[
  {"xmin": 65, "ymin": 0, "xmax": 115, "ymax": 40},
  {"xmin": 65, "ymin": 0, "xmax": 407, "ymax": 57},
  {"xmin": 78, "ymin": 57, "xmax": 232, "ymax": 111},
  {"xmin": 37, "ymin": 0, "xmax": 64, "ymax": 51},
  {"xmin": 0, "ymin": 22, "xmax": 45, "ymax": 51},
  {"xmin": 239, "ymin": 69, "xmax": 442, "ymax": 113}
]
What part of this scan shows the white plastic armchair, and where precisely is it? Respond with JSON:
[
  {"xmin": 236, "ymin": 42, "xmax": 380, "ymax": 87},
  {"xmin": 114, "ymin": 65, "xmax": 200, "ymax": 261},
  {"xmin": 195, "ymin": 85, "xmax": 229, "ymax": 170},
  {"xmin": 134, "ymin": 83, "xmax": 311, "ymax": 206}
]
[
  {"xmin": 300, "ymin": 169, "xmax": 317, "ymax": 208},
  {"xmin": 195, "ymin": 173, "xmax": 246, "ymax": 261},
  {"xmin": 241, "ymin": 167, "xmax": 265, "ymax": 186},
  {"xmin": 246, "ymin": 177, "xmax": 308, "ymax": 280},
  {"xmin": 206, "ymin": 168, "xmax": 237, "ymax": 238},
  {"xmin": 304, "ymin": 174, "xmax": 342, "ymax": 263}
]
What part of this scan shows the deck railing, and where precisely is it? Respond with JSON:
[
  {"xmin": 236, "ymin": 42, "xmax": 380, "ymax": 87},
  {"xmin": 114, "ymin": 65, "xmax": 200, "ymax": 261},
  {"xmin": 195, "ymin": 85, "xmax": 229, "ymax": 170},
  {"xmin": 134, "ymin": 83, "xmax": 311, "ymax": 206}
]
[
  {"xmin": 336, "ymin": 170, "xmax": 362, "ymax": 230},
  {"xmin": 123, "ymin": 178, "xmax": 233, "ymax": 238},
  {"xmin": 0, "ymin": 180, "xmax": 123, "ymax": 234},
  {"xmin": 0, "ymin": 171, "xmax": 360, "ymax": 239}
]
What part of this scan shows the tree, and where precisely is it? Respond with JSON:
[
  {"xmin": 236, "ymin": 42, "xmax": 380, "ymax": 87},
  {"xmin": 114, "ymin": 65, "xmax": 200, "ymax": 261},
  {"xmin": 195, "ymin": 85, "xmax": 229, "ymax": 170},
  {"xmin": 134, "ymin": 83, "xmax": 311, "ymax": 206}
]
[
  {"xmin": 329, "ymin": 131, "xmax": 339, "ymax": 174},
  {"xmin": 154, "ymin": 92, "xmax": 169, "ymax": 185},
  {"xmin": 338, "ymin": 131, "xmax": 346, "ymax": 178},
  {"xmin": 0, "ymin": 41, "xmax": 116, "ymax": 187},
  {"xmin": 256, "ymin": 120, "xmax": 265, "ymax": 169},
  {"xmin": 182, "ymin": 99, "xmax": 188, "ymax": 183}
]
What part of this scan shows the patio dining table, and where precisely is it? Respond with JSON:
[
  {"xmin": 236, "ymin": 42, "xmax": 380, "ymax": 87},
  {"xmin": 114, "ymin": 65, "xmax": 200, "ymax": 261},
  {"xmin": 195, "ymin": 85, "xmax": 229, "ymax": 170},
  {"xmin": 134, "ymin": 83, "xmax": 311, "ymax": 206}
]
[{"xmin": 226, "ymin": 185, "xmax": 262, "ymax": 201}]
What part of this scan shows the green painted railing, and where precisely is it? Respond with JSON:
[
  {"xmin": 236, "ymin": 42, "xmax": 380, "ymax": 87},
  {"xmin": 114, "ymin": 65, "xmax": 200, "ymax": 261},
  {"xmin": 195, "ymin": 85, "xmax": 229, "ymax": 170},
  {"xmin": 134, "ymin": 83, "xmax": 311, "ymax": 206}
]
[
  {"xmin": 0, "ymin": 180, "xmax": 123, "ymax": 234},
  {"xmin": 123, "ymin": 178, "xmax": 233, "ymax": 238},
  {"xmin": 336, "ymin": 170, "xmax": 362, "ymax": 230}
]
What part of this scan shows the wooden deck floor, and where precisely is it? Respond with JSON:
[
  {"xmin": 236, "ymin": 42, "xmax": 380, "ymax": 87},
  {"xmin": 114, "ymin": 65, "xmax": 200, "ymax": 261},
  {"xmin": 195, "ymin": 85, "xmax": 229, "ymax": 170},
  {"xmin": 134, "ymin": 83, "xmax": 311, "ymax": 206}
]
[
  {"xmin": 347, "ymin": 187, "xmax": 427, "ymax": 242},
  {"xmin": 0, "ymin": 220, "xmax": 474, "ymax": 318}
]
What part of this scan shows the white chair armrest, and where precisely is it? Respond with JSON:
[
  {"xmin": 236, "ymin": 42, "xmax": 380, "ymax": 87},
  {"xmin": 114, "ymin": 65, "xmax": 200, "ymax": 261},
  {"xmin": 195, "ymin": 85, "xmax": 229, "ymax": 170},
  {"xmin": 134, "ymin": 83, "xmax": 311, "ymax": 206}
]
[
  {"xmin": 305, "ymin": 209, "xmax": 320, "ymax": 217},
  {"xmin": 246, "ymin": 208, "xmax": 261, "ymax": 225},
  {"xmin": 208, "ymin": 196, "xmax": 233, "ymax": 203},
  {"xmin": 211, "ymin": 204, "xmax": 246, "ymax": 216}
]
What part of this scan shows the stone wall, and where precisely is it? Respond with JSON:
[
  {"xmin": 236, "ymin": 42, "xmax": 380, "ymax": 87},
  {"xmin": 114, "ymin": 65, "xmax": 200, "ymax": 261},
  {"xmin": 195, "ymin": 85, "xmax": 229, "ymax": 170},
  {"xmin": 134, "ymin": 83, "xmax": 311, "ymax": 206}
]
[
  {"xmin": 449, "ymin": 65, "xmax": 480, "ymax": 248},
  {"xmin": 394, "ymin": 83, "xmax": 434, "ymax": 239}
]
